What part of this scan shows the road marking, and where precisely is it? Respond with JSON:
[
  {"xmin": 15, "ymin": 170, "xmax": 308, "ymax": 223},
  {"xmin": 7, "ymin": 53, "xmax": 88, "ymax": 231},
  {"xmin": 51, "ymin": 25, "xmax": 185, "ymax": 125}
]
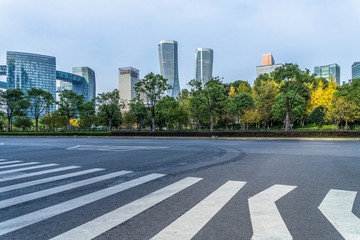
[
  {"xmin": 151, "ymin": 180, "xmax": 246, "ymax": 240},
  {"xmin": 0, "ymin": 173, "xmax": 165, "ymax": 236},
  {"xmin": 0, "ymin": 166, "xmax": 81, "ymax": 182},
  {"xmin": 0, "ymin": 168, "xmax": 104, "ymax": 193},
  {"xmin": 0, "ymin": 164, "xmax": 58, "ymax": 175},
  {"xmin": 0, "ymin": 160, "xmax": 22, "ymax": 165},
  {"xmin": 68, "ymin": 145, "xmax": 169, "ymax": 152},
  {"xmin": 0, "ymin": 170, "xmax": 132, "ymax": 209},
  {"xmin": 319, "ymin": 189, "xmax": 360, "ymax": 240},
  {"xmin": 67, "ymin": 145, "xmax": 80, "ymax": 150},
  {"xmin": 249, "ymin": 184, "xmax": 297, "ymax": 240},
  {"xmin": 50, "ymin": 177, "xmax": 202, "ymax": 240},
  {"xmin": 0, "ymin": 162, "xmax": 39, "ymax": 169}
]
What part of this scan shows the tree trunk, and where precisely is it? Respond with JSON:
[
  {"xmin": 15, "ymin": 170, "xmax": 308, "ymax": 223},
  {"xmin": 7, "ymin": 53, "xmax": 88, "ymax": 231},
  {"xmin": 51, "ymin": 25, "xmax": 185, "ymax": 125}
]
[
  {"xmin": 210, "ymin": 110, "xmax": 214, "ymax": 131},
  {"xmin": 151, "ymin": 106, "xmax": 155, "ymax": 132},
  {"xmin": 285, "ymin": 97, "xmax": 291, "ymax": 131},
  {"xmin": 7, "ymin": 116, "xmax": 11, "ymax": 132},
  {"xmin": 68, "ymin": 119, "xmax": 71, "ymax": 132},
  {"xmin": 109, "ymin": 119, "xmax": 112, "ymax": 132},
  {"xmin": 35, "ymin": 118, "xmax": 39, "ymax": 132},
  {"xmin": 345, "ymin": 119, "xmax": 348, "ymax": 130}
]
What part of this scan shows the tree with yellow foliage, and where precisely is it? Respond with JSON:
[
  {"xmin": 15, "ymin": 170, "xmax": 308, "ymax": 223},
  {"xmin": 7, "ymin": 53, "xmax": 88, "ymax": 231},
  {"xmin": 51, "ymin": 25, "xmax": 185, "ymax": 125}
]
[
  {"xmin": 325, "ymin": 97, "xmax": 359, "ymax": 130},
  {"xmin": 308, "ymin": 76, "xmax": 337, "ymax": 114}
]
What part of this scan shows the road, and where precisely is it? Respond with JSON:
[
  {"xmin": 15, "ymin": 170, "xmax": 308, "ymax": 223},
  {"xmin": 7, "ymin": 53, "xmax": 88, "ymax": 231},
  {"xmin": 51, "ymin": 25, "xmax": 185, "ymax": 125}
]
[{"xmin": 0, "ymin": 137, "xmax": 359, "ymax": 240}]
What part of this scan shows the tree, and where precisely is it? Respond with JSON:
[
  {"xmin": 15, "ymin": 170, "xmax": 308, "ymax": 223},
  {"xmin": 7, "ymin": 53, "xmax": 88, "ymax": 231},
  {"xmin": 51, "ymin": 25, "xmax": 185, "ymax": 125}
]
[
  {"xmin": 13, "ymin": 116, "xmax": 33, "ymax": 131},
  {"xmin": 271, "ymin": 93, "xmax": 306, "ymax": 127},
  {"xmin": 40, "ymin": 112, "xmax": 67, "ymax": 131},
  {"xmin": 189, "ymin": 77, "xmax": 226, "ymax": 131},
  {"xmin": 27, "ymin": 88, "xmax": 55, "ymax": 132},
  {"xmin": 78, "ymin": 101, "xmax": 96, "ymax": 129},
  {"xmin": 0, "ymin": 89, "xmax": 29, "ymax": 131},
  {"xmin": 134, "ymin": 72, "xmax": 172, "ymax": 131},
  {"xmin": 130, "ymin": 99, "xmax": 149, "ymax": 130},
  {"xmin": 326, "ymin": 97, "xmax": 358, "ymax": 130},
  {"xmin": 122, "ymin": 111, "xmax": 136, "ymax": 130},
  {"xmin": 308, "ymin": 77, "xmax": 337, "ymax": 114},
  {"xmin": 96, "ymin": 89, "xmax": 122, "ymax": 131},
  {"xmin": 307, "ymin": 106, "xmax": 326, "ymax": 128},
  {"xmin": 240, "ymin": 109, "xmax": 260, "ymax": 130},
  {"xmin": 273, "ymin": 63, "xmax": 314, "ymax": 131},
  {"xmin": 57, "ymin": 90, "xmax": 84, "ymax": 131}
]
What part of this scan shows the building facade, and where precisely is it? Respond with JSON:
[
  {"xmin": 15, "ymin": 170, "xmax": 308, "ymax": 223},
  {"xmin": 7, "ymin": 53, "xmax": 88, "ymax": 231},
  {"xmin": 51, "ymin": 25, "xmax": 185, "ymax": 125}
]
[
  {"xmin": 56, "ymin": 71, "xmax": 88, "ymax": 102},
  {"xmin": 262, "ymin": 53, "xmax": 275, "ymax": 66},
  {"xmin": 352, "ymin": 62, "xmax": 360, "ymax": 79},
  {"xmin": 72, "ymin": 67, "xmax": 96, "ymax": 102},
  {"xmin": 118, "ymin": 67, "xmax": 139, "ymax": 110},
  {"xmin": 195, "ymin": 48, "xmax": 213, "ymax": 86},
  {"xmin": 256, "ymin": 53, "xmax": 282, "ymax": 79},
  {"xmin": 314, "ymin": 64, "xmax": 341, "ymax": 85},
  {"xmin": 158, "ymin": 40, "xmax": 180, "ymax": 98},
  {"xmin": 6, "ymin": 51, "xmax": 57, "ymax": 111}
]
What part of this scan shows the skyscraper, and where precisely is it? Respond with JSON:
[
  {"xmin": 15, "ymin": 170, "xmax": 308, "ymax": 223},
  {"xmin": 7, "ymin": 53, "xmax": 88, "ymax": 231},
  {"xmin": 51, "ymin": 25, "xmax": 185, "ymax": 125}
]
[
  {"xmin": 352, "ymin": 62, "xmax": 360, "ymax": 79},
  {"xmin": 256, "ymin": 54, "xmax": 282, "ymax": 78},
  {"xmin": 195, "ymin": 48, "xmax": 213, "ymax": 86},
  {"xmin": 6, "ymin": 51, "xmax": 56, "ymax": 111},
  {"xmin": 118, "ymin": 67, "xmax": 139, "ymax": 110},
  {"xmin": 72, "ymin": 67, "xmax": 96, "ymax": 101},
  {"xmin": 262, "ymin": 53, "xmax": 275, "ymax": 66},
  {"xmin": 314, "ymin": 64, "xmax": 340, "ymax": 85},
  {"xmin": 158, "ymin": 40, "xmax": 180, "ymax": 98}
]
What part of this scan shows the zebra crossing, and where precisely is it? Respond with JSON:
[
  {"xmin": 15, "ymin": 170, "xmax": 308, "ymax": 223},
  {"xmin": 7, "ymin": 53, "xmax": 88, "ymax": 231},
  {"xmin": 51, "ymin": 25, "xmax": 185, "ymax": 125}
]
[{"xmin": 0, "ymin": 158, "xmax": 359, "ymax": 239}]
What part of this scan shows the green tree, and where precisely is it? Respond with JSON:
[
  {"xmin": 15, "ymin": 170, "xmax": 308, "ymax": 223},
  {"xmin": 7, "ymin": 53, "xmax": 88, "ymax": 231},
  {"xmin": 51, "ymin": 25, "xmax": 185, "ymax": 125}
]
[
  {"xmin": 27, "ymin": 88, "xmax": 55, "ymax": 132},
  {"xmin": 122, "ymin": 111, "xmax": 136, "ymax": 130},
  {"xmin": 40, "ymin": 112, "xmax": 67, "ymax": 131},
  {"xmin": 134, "ymin": 72, "xmax": 172, "ymax": 131},
  {"xmin": 189, "ymin": 77, "xmax": 226, "ymax": 131},
  {"xmin": 271, "ymin": 93, "xmax": 306, "ymax": 127},
  {"xmin": 326, "ymin": 97, "xmax": 359, "ymax": 130},
  {"xmin": 78, "ymin": 101, "xmax": 96, "ymax": 130},
  {"xmin": 130, "ymin": 99, "xmax": 149, "ymax": 130},
  {"xmin": 96, "ymin": 89, "xmax": 122, "ymax": 131},
  {"xmin": 307, "ymin": 106, "xmax": 326, "ymax": 128},
  {"xmin": 13, "ymin": 116, "xmax": 33, "ymax": 131},
  {"xmin": 57, "ymin": 90, "xmax": 84, "ymax": 131},
  {"xmin": 0, "ymin": 89, "xmax": 29, "ymax": 131},
  {"xmin": 155, "ymin": 96, "xmax": 178, "ymax": 130},
  {"xmin": 273, "ymin": 63, "xmax": 314, "ymax": 131}
]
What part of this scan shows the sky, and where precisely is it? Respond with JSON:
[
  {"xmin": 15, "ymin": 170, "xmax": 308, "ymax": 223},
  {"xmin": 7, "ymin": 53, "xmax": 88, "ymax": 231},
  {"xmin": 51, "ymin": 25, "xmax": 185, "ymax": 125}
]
[{"xmin": 0, "ymin": 0, "xmax": 359, "ymax": 94}]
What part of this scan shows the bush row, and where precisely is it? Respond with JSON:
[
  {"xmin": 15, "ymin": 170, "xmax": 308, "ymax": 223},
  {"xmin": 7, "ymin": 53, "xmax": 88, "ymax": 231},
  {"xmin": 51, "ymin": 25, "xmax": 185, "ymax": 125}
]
[{"xmin": 0, "ymin": 132, "xmax": 111, "ymax": 136}]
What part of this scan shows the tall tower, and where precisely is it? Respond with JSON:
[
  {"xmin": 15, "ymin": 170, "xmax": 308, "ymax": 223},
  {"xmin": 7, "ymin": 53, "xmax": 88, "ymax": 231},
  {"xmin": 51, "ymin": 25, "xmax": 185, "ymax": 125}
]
[
  {"xmin": 158, "ymin": 40, "xmax": 180, "ymax": 98},
  {"xmin": 72, "ymin": 67, "xmax": 96, "ymax": 102},
  {"xmin": 195, "ymin": 48, "xmax": 213, "ymax": 86},
  {"xmin": 314, "ymin": 64, "xmax": 341, "ymax": 85},
  {"xmin": 118, "ymin": 67, "xmax": 139, "ymax": 110}
]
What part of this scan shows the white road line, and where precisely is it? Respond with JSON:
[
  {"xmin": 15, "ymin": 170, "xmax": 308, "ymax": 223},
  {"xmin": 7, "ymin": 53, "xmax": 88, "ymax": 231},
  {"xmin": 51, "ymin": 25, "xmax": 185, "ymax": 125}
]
[
  {"xmin": 0, "ymin": 166, "xmax": 81, "ymax": 183},
  {"xmin": 151, "ymin": 180, "xmax": 246, "ymax": 240},
  {"xmin": 50, "ymin": 177, "xmax": 202, "ymax": 240},
  {"xmin": 319, "ymin": 189, "xmax": 360, "ymax": 240},
  {"xmin": 0, "ymin": 164, "xmax": 58, "ymax": 175},
  {"xmin": 0, "ymin": 170, "xmax": 132, "ymax": 209},
  {"xmin": 0, "ymin": 160, "xmax": 22, "ymax": 165},
  {"xmin": 249, "ymin": 184, "xmax": 297, "ymax": 240},
  {"xmin": 67, "ymin": 145, "xmax": 80, "ymax": 150},
  {"xmin": 0, "ymin": 168, "xmax": 104, "ymax": 193},
  {"xmin": 0, "ymin": 173, "xmax": 165, "ymax": 236},
  {"xmin": 0, "ymin": 162, "xmax": 39, "ymax": 169}
]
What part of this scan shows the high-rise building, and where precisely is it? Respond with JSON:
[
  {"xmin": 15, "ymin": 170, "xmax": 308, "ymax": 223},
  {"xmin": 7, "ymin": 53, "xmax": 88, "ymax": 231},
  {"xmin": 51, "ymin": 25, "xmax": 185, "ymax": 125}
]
[
  {"xmin": 118, "ymin": 67, "xmax": 139, "ymax": 110},
  {"xmin": 6, "ymin": 51, "xmax": 56, "ymax": 111},
  {"xmin": 262, "ymin": 53, "xmax": 275, "ymax": 66},
  {"xmin": 256, "ymin": 54, "xmax": 282, "ymax": 79},
  {"xmin": 314, "ymin": 64, "xmax": 341, "ymax": 85},
  {"xmin": 72, "ymin": 67, "xmax": 96, "ymax": 102},
  {"xmin": 158, "ymin": 40, "xmax": 180, "ymax": 98},
  {"xmin": 0, "ymin": 81, "xmax": 6, "ymax": 91},
  {"xmin": 352, "ymin": 62, "xmax": 360, "ymax": 79},
  {"xmin": 56, "ymin": 71, "xmax": 88, "ymax": 103},
  {"xmin": 195, "ymin": 48, "xmax": 213, "ymax": 86}
]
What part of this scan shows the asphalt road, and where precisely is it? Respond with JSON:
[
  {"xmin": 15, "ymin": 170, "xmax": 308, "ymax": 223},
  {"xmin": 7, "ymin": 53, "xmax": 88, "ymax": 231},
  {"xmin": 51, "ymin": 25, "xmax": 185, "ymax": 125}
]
[{"xmin": 0, "ymin": 137, "xmax": 359, "ymax": 240}]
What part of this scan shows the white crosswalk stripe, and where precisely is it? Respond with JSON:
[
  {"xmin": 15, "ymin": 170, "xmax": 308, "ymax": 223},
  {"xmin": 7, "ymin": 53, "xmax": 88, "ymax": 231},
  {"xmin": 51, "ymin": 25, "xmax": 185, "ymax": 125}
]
[
  {"xmin": 0, "ymin": 166, "xmax": 80, "ymax": 183},
  {"xmin": 0, "ymin": 160, "xmax": 22, "ymax": 165},
  {"xmin": 248, "ymin": 184, "xmax": 297, "ymax": 240},
  {"xmin": 51, "ymin": 177, "xmax": 202, "ymax": 240},
  {"xmin": 0, "ymin": 170, "xmax": 132, "ymax": 209},
  {"xmin": 0, "ymin": 162, "xmax": 38, "ymax": 169},
  {"xmin": 151, "ymin": 180, "xmax": 245, "ymax": 240},
  {"xmin": 319, "ymin": 189, "xmax": 360, "ymax": 240},
  {"xmin": 0, "ymin": 173, "xmax": 165, "ymax": 236},
  {"xmin": 0, "ymin": 163, "xmax": 58, "ymax": 175},
  {"xmin": 0, "ymin": 168, "xmax": 104, "ymax": 193}
]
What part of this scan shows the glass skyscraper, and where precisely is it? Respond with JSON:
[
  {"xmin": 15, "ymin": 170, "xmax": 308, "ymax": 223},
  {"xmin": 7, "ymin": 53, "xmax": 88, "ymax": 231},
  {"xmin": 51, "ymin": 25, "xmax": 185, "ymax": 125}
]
[
  {"xmin": 195, "ymin": 48, "xmax": 213, "ymax": 86},
  {"xmin": 352, "ymin": 62, "xmax": 360, "ymax": 79},
  {"xmin": 72, "ymin": 67, "xmax": 96, "ymax": 102},
  {"xmin": 158, "ymin": 40, "xmax": 180, "ymax": 98},
  {"xmin": 314, "ymin": 64, "xmax": 340, "ymax": 85},
  {"xmin": 6, "ymin": 51, "xmax": 56, "ymax": 111}
]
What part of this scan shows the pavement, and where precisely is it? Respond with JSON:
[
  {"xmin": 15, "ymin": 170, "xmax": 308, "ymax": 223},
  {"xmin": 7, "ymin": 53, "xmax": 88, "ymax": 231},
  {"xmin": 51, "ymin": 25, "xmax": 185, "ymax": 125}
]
[{"xmin": 0, "ymin": 137, "xmax": 359, "ymax": 240}]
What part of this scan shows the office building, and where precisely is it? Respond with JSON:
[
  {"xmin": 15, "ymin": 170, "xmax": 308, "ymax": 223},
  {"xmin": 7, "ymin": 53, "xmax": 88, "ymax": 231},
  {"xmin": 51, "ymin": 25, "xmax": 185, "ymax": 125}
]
[
  {"xmin": 72, "ymin": 67, "xmax": 96, "ymax": 102},
  {"xmin": 256, "ymin": 54, "xmax": 282, "ymax": 78},
  {"xmin": 262, "ymin": 53, "xmax": 275, "ymax": 66},
  {"xmin": 352, "ymin": 62, "xmax": 360, "ymax": 79},
  {"xmin": 158, "ymin": 40, "xmax": 180, "ymax": 98},
  {"xmin": 118, "ymin": 67, "xmax": 139, "ymax": 110},
  {"xmin": 6, "ymin": 51, "xmax": 56, "ymax": 111},
  {"xmin": 195, "ymin": 48, "xmax": 213, "ymax": 86},
  {"xmin": 0, "ymin": 81, "xmax": 6, "ymax": 91},
  {"xmin": 56, "ymin": 71, "xmax": 89, "ymax": 101},
  {"xmin": 314, "ymin": 64, "xmax": 340, "ymax": 85}
]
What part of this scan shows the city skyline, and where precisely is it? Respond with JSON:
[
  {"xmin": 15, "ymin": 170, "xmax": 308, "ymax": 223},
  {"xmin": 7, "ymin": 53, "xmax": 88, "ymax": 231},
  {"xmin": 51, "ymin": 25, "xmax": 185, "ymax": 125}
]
[{"xmin": 0, "ymin": 0, "xmax": 359, "ymax": 94}]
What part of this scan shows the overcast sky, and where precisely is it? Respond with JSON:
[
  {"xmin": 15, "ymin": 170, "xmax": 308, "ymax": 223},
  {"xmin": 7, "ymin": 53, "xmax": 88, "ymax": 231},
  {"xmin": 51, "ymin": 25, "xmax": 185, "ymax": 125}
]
[{"xmin": 0, "ymin": 0, "xmax": 359, "ymax": 93}]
